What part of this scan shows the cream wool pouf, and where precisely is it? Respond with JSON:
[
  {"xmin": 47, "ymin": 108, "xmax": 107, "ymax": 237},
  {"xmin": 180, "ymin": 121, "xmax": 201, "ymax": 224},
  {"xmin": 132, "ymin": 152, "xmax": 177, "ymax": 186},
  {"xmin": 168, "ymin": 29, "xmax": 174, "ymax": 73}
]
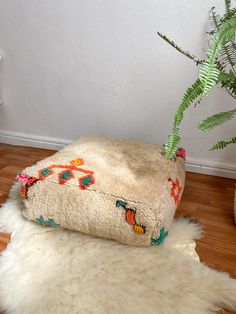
[{"xmin": 17, "ymin": 135, "xmax": 186, "ymax": 246}]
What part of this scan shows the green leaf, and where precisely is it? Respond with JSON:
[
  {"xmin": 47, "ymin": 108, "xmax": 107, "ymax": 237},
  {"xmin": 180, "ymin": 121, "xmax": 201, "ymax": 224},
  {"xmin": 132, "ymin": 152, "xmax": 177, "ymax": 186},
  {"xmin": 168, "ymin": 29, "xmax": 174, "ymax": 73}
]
[
  {"xmin": 164, "ymin": 79, "xmax": 203, "ymax": 160},
  {"xmin": 198, "ymin": 108, "xmax": 236, "ymax": 132},
  {"xmin": 220, "ymin": 42, "xmax": 236, "ymax": 68},
  {"xmin": 210, "ymin": 136, "xmax": 236, "ymax": 150},
  {"xmin": 164, "ymin": 130, "xmax": 180, "ymax": 160},
  {"xmin": 221, "ymin": 7, "xmax": 236, "ymax": 23},
  {"xmin": 218, "ymin": 69, "xmax": 236, "ymax": 99},
  {"xmin": 225, "ymin": 0, "xmax": 231, "ymax": 13},
  {"xmin": 199, "ymin": 16, "xmax": 236, "ymax": 95},
  {"xmin": 157, "ymin": 32, "xmax": 202, "ymax": 65},
  {"xmin": 210, "ymin": 6, "xmax": 221, "ymax": 30}
]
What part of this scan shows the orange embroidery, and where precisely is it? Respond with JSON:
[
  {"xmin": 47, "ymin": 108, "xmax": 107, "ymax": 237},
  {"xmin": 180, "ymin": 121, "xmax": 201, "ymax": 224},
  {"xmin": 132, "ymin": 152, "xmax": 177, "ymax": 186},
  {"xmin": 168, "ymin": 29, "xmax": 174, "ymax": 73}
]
[
  {"xmin": 37, "ymin": 160, "xmax": 95, "ymax": 190},
  {"xmin": 168, "ymin": 178, "xmax": 182, "ymax": 205},
  {"xmin": 58, "ymin": 169, "xmax": 75, "ymax": 185},
  {"xmin": 133, "ymin": 224, "xmax": 146, "ymax": 234},
  {"xmin": 20, "ymin": 177, "xmax": 39, "ymax": 200},
  {"xmin": 70, "ymin": 159, "xmax": 84, "ymax": 166},
  {"xmin": 38, "ymin": 167, "xmax": 54, "ymax": 180},
  {"xmin": 79, "ymin": 174, "xmax": 95, "ymax": 190},
  {"xmin": 47, "ymin": 164, "xmax": 92, "ymax": 174},
  {"xmin": 18, "ymin": 158, "xmax": 95, "ymax": 201},
  {"xmin": 21, "ymin": 186, "xmax": 27, "ymax": 199},
  {"xmin": 126, "ymin": 209, "xmax": 136, "ymax": 225},
  {"xmin": 116, "ymin": 200, "xmax": 146, "ymax": 235}
]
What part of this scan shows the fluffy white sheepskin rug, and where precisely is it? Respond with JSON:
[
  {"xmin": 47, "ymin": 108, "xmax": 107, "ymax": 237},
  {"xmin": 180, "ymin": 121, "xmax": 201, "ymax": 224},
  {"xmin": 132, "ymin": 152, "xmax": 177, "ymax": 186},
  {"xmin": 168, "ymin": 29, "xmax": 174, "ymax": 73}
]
[{"xmin": 1, "ymin": 184, "xmax": 236, "ymax": 314}]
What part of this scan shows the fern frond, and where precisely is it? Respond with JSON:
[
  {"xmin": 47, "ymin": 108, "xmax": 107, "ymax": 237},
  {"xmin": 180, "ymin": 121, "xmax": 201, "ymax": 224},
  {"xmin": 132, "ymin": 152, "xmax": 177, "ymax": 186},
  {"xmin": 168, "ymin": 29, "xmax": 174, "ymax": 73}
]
[
  {"xmin": 164, "ymin": 79, "xmax": 203, "ymax": 159},
  {"xmin": 157, "ymin": 32, "xmax": 202, "ymax": 65},
  {"xmin": 210, "ymin": 8, "xmax": 236, "ymax": 69},
  {"xmin": 198, "ymin": 108, "xmax": 236, "ymax": 132},
  {"xmin": 225, "ymin": 0, "xmax": 231, "ymax": 13},
  {"xmin": 210, "ymin": 136, "xmax": 236, "ymax": 150},
  {"xmin": 199, "ymin": 16, "xmax": 236, "ymax": 95},
  {"xmin": 221, "ymin": 7, "xmax": 236, "ymax": 23},
  {"xmin": 215, "ymin": 60, "xmax": 226, "ymax": 71},
  {"xmin": 220, "ymin": 41, "xmax": 236, "ymax": 68},
  {"xmin": 218, "ymin": 69, "xmax": 236, "ymax": 99},
  {"xmin": 220, "ymin": 6, "xmax": 236, "ymax": 69},
  {"xmin": 164, "ymin": 130, "xmax": 180, "ymax": 160},
  {"xmin": 200, "ymin": 62, "xmax": 220, "ymax": 94},
  {"xmin": 218, "ymin": 69, "xmax": 235, "ymax": 81},
  {"xmin": 209, "ymin": 6, "xmax": 221, "ymax": 31},
  {"xmin": 174, "ymin": 79, "xmax": 204, "ymax": 125}
]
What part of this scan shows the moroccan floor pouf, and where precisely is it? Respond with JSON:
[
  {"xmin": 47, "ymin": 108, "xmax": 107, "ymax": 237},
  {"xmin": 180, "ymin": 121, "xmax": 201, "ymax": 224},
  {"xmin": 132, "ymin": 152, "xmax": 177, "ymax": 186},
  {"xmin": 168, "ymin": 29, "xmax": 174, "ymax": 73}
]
[{"xmin": 17, "ymin": 135, "xmax": 186, "ymax": 246}]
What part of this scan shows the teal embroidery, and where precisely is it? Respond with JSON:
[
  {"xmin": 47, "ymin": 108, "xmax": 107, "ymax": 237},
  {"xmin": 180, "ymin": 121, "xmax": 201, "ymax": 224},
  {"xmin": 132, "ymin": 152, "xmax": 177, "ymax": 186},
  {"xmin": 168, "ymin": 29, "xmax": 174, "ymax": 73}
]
[
  {"xmin": 36, "ymin": 216, "xmax": 60, "ymax": 228},
  {"xmin": 79, "ymin": 174, "xmax": 95, "ymax": 190},
  {"xmin": 41, "ymin": 168, "xmax": 52, "ymax": 176},
  {"xmin": 58, "ymin": 169, "xmax": 74, "ymax": 185},
  {"xmin": 116, "ymin": 200, "xmax": 146, "ymax": 234},
  {"xmin": 151, "ymin": 227, "xmax": 169, "ymax": 245},
  {"xmin": 116, "ymin": 200, "xmax": 127, "ymax": 208},
  {"xmin": 61, "ymin": 170, "xmax": 72, "ymax": 179},
  {"xmin": 81, "ymin": 175, "xmax": 93, "ymax": 188}
]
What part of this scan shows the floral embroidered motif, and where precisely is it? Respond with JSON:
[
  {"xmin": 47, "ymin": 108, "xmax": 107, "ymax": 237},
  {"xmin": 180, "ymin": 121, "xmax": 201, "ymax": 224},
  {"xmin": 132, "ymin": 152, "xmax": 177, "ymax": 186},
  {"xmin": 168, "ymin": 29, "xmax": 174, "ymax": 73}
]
[
  {"xmin": 168, "ymin": 177, "xmax": 182, "ymax": 205},
  {"xmin": 36, "ymin": 215, "xmax": 60, "ymax": 228},
  {"xmin": 176, "ymin": 148, "xmax": 186, "ymax": 160},
  {"xmin": 58, "ymin": 169, "xmax": 75, "ymax": 185},
  {"xmin": 17, "ymin": 157, "xmax": 95, "ymax": 200},
  {"xmin": 38, "ymin": 167, "xmax": 54, "ymax": 180},
  {"xmin": 70, "ymin": 159, "xmax": 84, "ymax": 166},
  {"xmin": 38, "ymin": 163, "xmax": 95, "ymax": 190},
  {"xmin": 79, "ymin": 175, "xmax": 95, "ymax": 190},
  {"xmin": 151, "ymin": 227, "xmax": 168, "ymax": 245},
  {"xmin": 116, "ymin": 200, "xmax": 146, "ymax": 234}
]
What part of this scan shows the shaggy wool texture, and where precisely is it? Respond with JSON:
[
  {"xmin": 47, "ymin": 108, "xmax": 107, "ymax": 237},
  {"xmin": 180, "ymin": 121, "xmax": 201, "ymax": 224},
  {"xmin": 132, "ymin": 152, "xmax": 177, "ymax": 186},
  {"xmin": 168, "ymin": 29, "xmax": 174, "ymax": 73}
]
[
  {"xmin": 1, "ymin": 184, "xmax": 236, "ymax": 314},
  {"xmin": 17, "ymin": 134, "xmax": 185, "ymax": 246}
]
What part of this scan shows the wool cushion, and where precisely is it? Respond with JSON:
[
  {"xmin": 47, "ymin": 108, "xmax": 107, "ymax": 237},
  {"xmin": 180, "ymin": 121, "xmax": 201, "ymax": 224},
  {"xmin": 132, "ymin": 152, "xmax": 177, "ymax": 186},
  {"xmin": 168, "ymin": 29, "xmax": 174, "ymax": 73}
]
[{"xmin": 17, "ymin": 135, "xmax": 186, "ymax": 246}]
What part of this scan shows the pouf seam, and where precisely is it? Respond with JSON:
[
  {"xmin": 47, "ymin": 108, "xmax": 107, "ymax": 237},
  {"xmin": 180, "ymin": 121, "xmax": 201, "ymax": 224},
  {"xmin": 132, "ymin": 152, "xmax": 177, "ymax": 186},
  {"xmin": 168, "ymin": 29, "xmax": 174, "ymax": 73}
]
[
  {"xmin": 150, "ymin": 159, "xmax": 178, "ymax": 239},
  {"xmin": 24, "ymin": 174, "xmax": 163, "ymax": 211}
]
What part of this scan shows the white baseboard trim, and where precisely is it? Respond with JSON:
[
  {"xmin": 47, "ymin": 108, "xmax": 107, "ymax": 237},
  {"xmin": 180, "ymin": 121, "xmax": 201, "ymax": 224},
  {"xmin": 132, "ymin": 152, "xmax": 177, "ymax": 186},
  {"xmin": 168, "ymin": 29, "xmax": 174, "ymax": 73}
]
[
  {"xmin": 0, "ymin": 130, "xmax": 236, "ymax": 179},
  {"xmin": 0, "ymin": 130, "xmax": 71, "ymax": 150},
  {"xmin": 185, "ymin": 157, "xmax": 236, "ymax": 179}
]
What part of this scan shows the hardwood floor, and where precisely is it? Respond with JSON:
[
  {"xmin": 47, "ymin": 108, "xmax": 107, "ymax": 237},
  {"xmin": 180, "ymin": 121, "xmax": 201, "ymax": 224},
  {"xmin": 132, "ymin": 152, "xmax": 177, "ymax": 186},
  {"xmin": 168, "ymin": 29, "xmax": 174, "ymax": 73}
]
[
  {"xmin": 0, "ymin": 144, "xmax": 56, "ymax": 252},
  {"xmin": 0, "ymin": 143, "xmax": 236, "ymax": 313},
  {"xmin": 176, "ymin": 172, "xmax": 236, "ymax": 278}
]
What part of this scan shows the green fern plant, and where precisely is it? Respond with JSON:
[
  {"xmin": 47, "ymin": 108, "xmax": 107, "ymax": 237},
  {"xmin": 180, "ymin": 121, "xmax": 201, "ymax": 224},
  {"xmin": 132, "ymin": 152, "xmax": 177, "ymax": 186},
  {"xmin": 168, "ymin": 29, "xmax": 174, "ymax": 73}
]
[
  {"xmin": 198, "ymin": 108, "xmax": 236, "ymax": 132},
  {"xmin": 158, "ymin": 1, "xmax": 236, "ymax": 159},
  {"xmin": 210, "ymin": 136, "xmax": 236, "ymax": 150}
]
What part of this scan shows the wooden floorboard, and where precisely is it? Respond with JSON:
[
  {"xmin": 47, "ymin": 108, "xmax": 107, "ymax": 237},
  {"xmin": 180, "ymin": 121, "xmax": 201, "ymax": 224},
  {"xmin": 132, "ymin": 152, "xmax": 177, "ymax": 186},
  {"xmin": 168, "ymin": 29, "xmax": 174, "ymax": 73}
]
[{"xmin": 0, "ymin": 143, "xmax": 235, "ymax": 314}]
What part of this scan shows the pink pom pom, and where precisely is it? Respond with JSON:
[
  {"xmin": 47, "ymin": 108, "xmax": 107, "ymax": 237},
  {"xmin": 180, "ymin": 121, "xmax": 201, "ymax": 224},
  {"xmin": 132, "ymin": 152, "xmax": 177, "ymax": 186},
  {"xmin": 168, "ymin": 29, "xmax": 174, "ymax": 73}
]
[
  {"xmin": 176, "ymin": 148, "xmax": 186, "ymax": 160},
  {"xmin": 17, "ymin": 173, "xmax": 31, "ymax": 184}
]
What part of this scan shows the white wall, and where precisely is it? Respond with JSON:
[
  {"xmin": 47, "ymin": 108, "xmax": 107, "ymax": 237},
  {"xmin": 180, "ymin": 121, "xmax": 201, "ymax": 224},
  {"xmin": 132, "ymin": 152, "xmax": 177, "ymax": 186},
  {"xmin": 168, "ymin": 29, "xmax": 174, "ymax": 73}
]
[{"xmin": 0, "ymin": 0, "xmax": 235, "ymax": 175}]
